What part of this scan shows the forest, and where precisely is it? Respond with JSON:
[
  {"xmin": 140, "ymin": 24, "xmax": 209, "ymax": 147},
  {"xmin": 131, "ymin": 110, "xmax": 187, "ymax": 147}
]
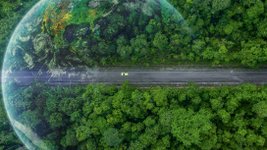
[
  {"xmin": 0, "ymin": 0, "xmax": 38, "ymax": 149},
  {"xmin": 0, "ymin": 0, "xmax": 267, "ymax": 149},
  {"xmin": 2, "ymin": 83, "xmax": 267, "ymax": 149},
  {"xmin": 0, "ymin": 0, "xmax": 267, "ymax": 68},
  {"xmin": 0, "ymin": 99, "xmax": 23, "ymax": 149}
]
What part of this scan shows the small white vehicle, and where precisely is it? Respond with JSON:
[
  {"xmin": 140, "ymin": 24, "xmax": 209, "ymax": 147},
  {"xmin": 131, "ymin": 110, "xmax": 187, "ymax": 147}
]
[{"xmin": 121, "ymin": 72, "xmax": 129, "ymax": 77}]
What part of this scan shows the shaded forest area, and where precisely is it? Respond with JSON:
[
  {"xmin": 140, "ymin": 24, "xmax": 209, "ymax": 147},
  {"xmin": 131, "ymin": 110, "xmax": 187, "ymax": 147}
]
[
  {"xmin": 3, "ymin": 83, "xmax": 267, "ymax": 149},
  {"xmin": 0, "ymin": 99, "xmax": 23, "ymax": 149}
]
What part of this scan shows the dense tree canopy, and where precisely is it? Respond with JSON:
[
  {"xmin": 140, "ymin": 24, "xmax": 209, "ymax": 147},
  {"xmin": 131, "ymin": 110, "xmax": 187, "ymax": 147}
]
[
  {"xmin": 1, "ymin": 0, "xmax": 267, "ymax": 68},
  {"xmin": 1, "ymin": 83, "xmax": 266, "ymax": 149},
  {"xmin": 0, "ymin": 97, "xmax": 23, "ymax": 149},
  {"xmin": 1, "ymin": 0, "xmax": 267, "ymax": 149},
  {"xmin": 169, "ymin": 0, "xmax": 267, "ymax": 67}
]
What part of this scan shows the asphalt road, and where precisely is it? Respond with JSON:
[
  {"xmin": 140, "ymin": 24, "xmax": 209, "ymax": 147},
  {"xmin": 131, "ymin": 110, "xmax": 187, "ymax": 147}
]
[{"xmin": 2, "ymin": 68, "xmax": 267, "ymax": 86}]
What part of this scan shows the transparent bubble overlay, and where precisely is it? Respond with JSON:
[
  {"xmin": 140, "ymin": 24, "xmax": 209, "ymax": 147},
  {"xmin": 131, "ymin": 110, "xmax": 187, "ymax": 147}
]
[{"xmin": 2, "ymin": 0, "xmax": 191, "ymax": 149}]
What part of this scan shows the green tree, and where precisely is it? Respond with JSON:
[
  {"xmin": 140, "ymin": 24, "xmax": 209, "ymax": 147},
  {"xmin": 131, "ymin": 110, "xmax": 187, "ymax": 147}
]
[
  {"xmin": 116, "ymin": 36, "xmax": 132, "ymax": 60},
  {"xmin": 240, "ymin": 40, "xmax": 267, "ymax": 67},
  {"xmin": 153, "ymin": 32, "xmax": 168, "ymax": 53},
  {"xmin": 48, "ymin": 112, "xmax": 64, "ymax": 129},
  {"xmin": 211, "ymin": 0, "xmax": 231, "ymax": 13},
  {"xmin": 130, "ymin": 35, "xmax": 150, "ymax": 62},
  {"xmin": 252, "ymin": 101, "xmax": 267, "ymax": 118},
  {"xmin": 171, "ymin": 108, "xmax": 213, "ymax": 146},
  {"xmin": 60, "ymin": 129, "xmax": 78, "ymax": 147},
  {"xmin": 246, "ymin": 0, "xmax": 264, "ymax": 19},
  {"xmin": 102, "ymin": 128, "xmax": 122, "ymax": 147}
]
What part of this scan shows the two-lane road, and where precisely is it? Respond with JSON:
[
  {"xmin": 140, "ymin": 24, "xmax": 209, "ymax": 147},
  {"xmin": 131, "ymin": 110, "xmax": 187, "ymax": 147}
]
[{"xmin": 2, "ymin": 68, "xmax": 267, "ymax": 86}]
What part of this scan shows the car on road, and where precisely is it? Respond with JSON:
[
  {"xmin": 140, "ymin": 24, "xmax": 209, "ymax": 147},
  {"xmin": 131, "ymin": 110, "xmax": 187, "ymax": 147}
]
[{"xmin": 121, "ymin": 72, "xmax": 129, "ymax": 77}]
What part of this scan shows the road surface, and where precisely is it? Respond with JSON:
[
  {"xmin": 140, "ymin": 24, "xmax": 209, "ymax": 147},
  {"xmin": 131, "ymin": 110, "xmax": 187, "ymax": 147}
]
[{"xmin": 2, "ymin": 68, "xmax": 267, "ymax": 86}]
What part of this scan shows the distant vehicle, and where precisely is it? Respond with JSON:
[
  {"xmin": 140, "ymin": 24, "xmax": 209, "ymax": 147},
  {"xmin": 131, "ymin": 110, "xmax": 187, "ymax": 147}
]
[{"xmin": 121, "ymin": 72, "xmax": 129, "ymax": 77}]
